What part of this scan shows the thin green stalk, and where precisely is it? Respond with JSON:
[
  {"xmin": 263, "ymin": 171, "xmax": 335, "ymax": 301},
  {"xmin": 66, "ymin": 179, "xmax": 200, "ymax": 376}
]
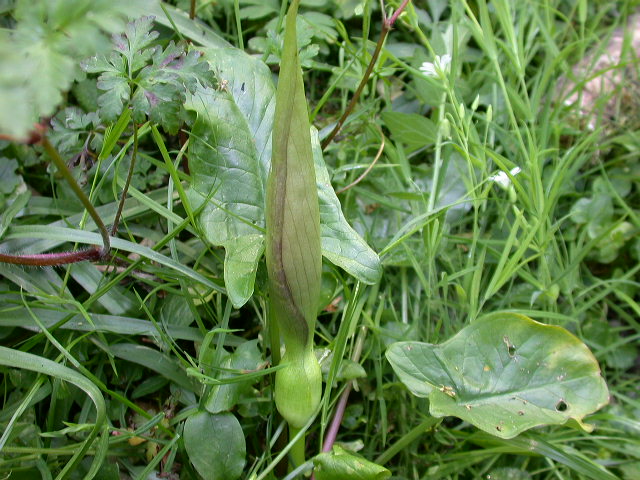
[
  {"xmin": 110, "ymin": 123, "xmax": 138, "ymax": 237},
  {"xmin": 41, "ymin": 137, "xmax": 108, "ymax": 248},
  {"xmin": 427, "ymin": 92, "xmax": 448, "ymax": 213},
  {"xmin": 374, "ymin": 417, "xmax": 441, "ymax": 465},
  {"xmin": 255, "ymin": 416, "xmax": 316, "ymax": 480},
  {"xmin": 288, "ymin": 426, "xmax": 306, "ymax": 469},
  {"xmin": 321, "ymin": 0, "xmax": 412, "ymax": 150},
  {"xmin": 234, "ymin": 0, "xmax": 244, "ymax": 50}
]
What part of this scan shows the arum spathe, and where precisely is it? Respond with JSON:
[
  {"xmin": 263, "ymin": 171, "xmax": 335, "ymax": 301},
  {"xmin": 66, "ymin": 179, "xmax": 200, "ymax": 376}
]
[{"xmin": 265, "ymin": 0, "xmax": 322, "ymax": 429}]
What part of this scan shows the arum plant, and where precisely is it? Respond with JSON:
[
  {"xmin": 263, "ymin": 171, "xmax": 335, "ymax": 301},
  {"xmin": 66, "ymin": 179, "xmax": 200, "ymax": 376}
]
[{"xmin": 265, "ymin": 0, "xmax": 322, "ymax": 467}]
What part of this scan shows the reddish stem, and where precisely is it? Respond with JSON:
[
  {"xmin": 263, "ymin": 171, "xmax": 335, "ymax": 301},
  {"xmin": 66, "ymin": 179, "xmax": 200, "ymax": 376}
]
[
  {"xmin": 0, "ymin": 248, "xmax": 104, "ymax": 266},
  {"xmin": 0, "ymin": 121, "xmax": 145, "ymax": 267},
  {"xmin": 321, "ymin": 0, "xmax": 412, "ymax": 150},
  {"xmin": 321, "ymin": 383, "xmax": 353, "ymax": 452}
]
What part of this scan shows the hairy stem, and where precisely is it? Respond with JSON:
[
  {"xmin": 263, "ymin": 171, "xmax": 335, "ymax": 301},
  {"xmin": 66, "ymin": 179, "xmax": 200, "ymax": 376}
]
[
  {"xmin": 321, "ymin": 0, "xmax": 412, "ymax": 150},
  {"xmin": 0, "ymin": 248, "xmax": 103, "ymax": 266},
  {"xmin": 0, "ymin": 122, "xmax": 144, "ymax": 267},
  {"xmin": 0, "ymin": 134, "xmax": 112, "ymax": 266},
  {"xmin": 41, "ymin": 136, "xmax": 111, "ymax": 256}
]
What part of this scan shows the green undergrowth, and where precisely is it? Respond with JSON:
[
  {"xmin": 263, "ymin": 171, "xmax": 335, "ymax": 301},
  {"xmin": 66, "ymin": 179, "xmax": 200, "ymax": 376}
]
[{"xmin": 1, "ymin": 0, "xmax": 639, "ymax": 479}]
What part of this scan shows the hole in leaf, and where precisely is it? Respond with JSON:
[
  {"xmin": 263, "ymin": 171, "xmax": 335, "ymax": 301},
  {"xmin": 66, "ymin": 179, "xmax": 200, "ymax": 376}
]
[
  {"xmin": 556, "ymin": 400, "xmax": 568, "ymax": 412},
  {"xmin": 503, "ymin": 335, "xmax": 516, "ymax": 357}
]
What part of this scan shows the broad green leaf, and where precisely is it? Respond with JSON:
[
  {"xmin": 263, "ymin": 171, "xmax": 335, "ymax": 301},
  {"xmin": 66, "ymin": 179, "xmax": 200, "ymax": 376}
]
[
  {"xmin": 198, "ymin": 47, "xmax": 275, "ymax": 170},
  {"xmin": 184, "ymin": 410, "xmax": 245, "ymax": 480},
  {"xmin": 186, "ymin": 84, "xmax": 267, "ymax": 308},
  {"xmin": 386, "ymin": 312, "xmax": 609, "ymax": 439},
  {"xmin": 313, "ymin": 445, "xmax": 391, "ymax": 480},
  {"xmin": 313, "ymin": 128, "xmax": 382, "ymax": 284},
  {"xmin": 188, "ymin": 47, "xmax": 380, "ymax": 307},
  {"xmin": 186, "ymin": 47, "xmax": 274, "ymax": 310},
  {"xmin": 381, "ymin": 111, "xmax": 438, "ymax": 151}
]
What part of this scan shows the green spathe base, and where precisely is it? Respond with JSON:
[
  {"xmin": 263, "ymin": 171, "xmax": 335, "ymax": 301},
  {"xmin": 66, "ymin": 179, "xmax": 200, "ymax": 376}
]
[{"xmin": 275, "ymin": 347, "xmax": 322, "ymax": 429}]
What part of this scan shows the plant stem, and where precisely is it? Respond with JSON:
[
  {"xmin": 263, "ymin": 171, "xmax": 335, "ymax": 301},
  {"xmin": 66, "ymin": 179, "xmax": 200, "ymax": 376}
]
[
  {"xmin": 320, "ymin": 326, "xmax": 367, "ymax": 452},
  {"xmin": 0, "ymin": 249, "xmax": 103, "ymax": 266},
  {"xmin": 189, "ymin": 0, "xmax": 196, "ymax": 19},
  {"xmin": 335, "ymin": 127, "xmax": 385, "ymax": 194},
  {"xmin": 320, "ymin": 0, "xmax": 412, "ymax": 150},
  {"xmin": 41, "ymin": 136, "xmax": 110, "ymax": 256},
  {"xmin": 111, "ymin": 123, "xmax": 138, "ymax": 237},
  {"xmin": 288, "ymin": 426, "xmax": 306, "ymax": 469},
  {"xmin": 374, "ymin": 416, "xmax": 440, "ymax": 465},
  {"xmin": 0, "ymin": 135, "xmax": 112, "ymax": 266},
  {"xmin": 233, "ymin": 0, "xmax": 244, "ymax": 50}
]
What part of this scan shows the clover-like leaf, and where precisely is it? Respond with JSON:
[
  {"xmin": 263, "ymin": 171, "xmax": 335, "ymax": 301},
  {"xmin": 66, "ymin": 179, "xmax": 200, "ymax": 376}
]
[{"xmin": 386, "ymin": 312, "xmax": 609, "ymax": 439}]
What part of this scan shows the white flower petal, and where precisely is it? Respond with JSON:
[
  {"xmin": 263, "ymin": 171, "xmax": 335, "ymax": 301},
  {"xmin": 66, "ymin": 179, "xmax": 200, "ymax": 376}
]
[
  {"xmin": 420, "ymin": 61, "xmax": 437, "ymax": 77},
  {"xmin": 438, "ymin": 54, "xmax": 452, "ymax": 69},
  {"xmin": 419, "ymin": 54, "xmax": 452, "ymax": 78},
  {"xmin": 489, "ymin": 167, "xmax": 521, "ymax": 188}
]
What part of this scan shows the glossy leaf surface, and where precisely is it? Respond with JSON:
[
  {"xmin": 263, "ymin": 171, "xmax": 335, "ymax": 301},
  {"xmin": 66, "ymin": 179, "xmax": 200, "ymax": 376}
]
[
  {"xmin": 313, "ymin": 445, "xmax": 391, "ymax": 480},
  {"xmin": 386, "ymin": 312, "xmax": 609, "ymax": 439},
  {"xmin": 187, "ymin": 47, "xmax": 380, "ymax": 308},
  {"xmin": 184, "ymin": 410, "xmax": 245, "ymax": 480},
  {"xmin": 186, "ymin": 82, "xmax": 266, "ymax": 308},
  {"xmin": 313, "ymin": 128, "xmax": 382, "ymax": 284}
]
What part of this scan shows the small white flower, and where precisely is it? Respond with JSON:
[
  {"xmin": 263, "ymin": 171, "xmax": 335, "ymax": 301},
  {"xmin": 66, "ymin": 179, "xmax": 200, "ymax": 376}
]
[
  {"xmin": 489, "ymin": 167, "xmax": 521, "ymax": 189},
  {"xmin": 420, "ymin": 54, "xmax": 452, "ymax": 77}
]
